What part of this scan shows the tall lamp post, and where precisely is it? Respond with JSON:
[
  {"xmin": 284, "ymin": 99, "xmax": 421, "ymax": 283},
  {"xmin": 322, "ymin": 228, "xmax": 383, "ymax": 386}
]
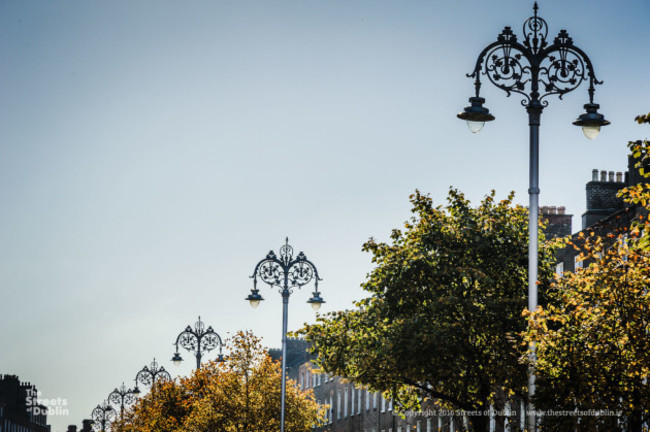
[
  {"xmin": 457, "ymin": 3, "xmax": 608, "ymax": 431},
  {"xmin": 134, "ymin": 358, "xmax": 171, "ymax": 391},
  {"xmin": 246, "ymin": 238, "xmax": 324, "ymax": 432},
  {"xmin": 108, "ymin": 381, "xmax": 138, "ymax": 418},
  {"xmin": 171, "ymin": 316, "xmax": 225, "ymax": 370},
  {"xmin": 91, "ymin": 401, "xmax": 116, "ymax": 432}
]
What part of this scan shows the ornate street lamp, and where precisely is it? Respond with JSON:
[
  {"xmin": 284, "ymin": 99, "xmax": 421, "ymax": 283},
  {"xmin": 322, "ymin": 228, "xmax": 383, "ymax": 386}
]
[
  {"xmin": 134, "ymin": 358, "xmax": 171, "ymax": 391},
  {"xmin": 171, "ymin": 316, "xmax": 225, "ymax": 370},
  {"xmin": 457, "ymin": 3, "xmax": 608, "ymax": 431},
  {"xmin": 107, "ymin": 381, "xmax": 138, "ymax": 418},
  {"xmin": 91, "ymin": 401, "xmax": 116, "ymax": 432},
  {"xmin": 247, "ymin": 238, "xmax": 324, "ymax": 432}
]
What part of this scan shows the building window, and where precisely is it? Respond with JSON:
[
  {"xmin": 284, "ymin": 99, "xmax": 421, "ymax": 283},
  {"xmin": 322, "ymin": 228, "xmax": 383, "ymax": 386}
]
[
  {"xmin": 351, "ymin": 388, "xmax": 355, "ymax": 415},
  {"xmin": 373, "ymin": 392, "xmax": 378, "ymax": 410},
  {"xmin": 555, "ymin": 261, "xmax": 564, "ymax": 275},
  {"xmin": 358, "ymin": 388, "xmax": 362, "ymax": 414},
  {"xmin": 417, "ymin": 421, "xmax": 421, "ymax": 432},
  {"xmin": 489, "ymin": 405, "xmax": 495, "ymax": 431},
  {"xmin": 366, "ymin": 390, "xmax": 370, "ymax": 411},
  {"xmin": 381, "ymin": 395, "xmax": 386, "ymax": 412},
  {"xmin": 427, "ymin": 418, "xmax": 431, "ymax": 432},
  {"xmin": 575, "ymin": 255, "xmax": 583, "ymax": 270},
  {"xmin": 337, "ymin": 391, "xmax": 341, "ymax": 420},
  {"xmin": 388, "ymin": 399, "xmax": 393, "ymax": 411},
  {"xmin": 344, "ymin": 388, "xmax": 348, "ymax": 418}
]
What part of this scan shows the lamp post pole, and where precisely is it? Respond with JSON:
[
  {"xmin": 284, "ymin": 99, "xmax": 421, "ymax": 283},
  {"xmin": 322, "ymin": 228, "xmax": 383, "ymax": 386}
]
[
  {"xmin": 457, "ymin": 4, "xmax": 608, "ymax": 431},
  {"xmin": 171, "ymin": 316, "xmax": 225, "ymax": 370},
  {"xmin": 247, "ymin": 238, "xmax": 324, "ymax": 432}
]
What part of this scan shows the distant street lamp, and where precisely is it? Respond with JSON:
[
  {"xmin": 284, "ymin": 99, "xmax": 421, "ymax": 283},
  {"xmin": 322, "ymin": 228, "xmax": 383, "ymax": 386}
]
[
  {"xmin": 134, "ymin": 358, "xmax": 171, "ymax": 391},
  {"xmin": 171, "ymin": 316, "xmax": 225, "ymax": 370},
  {"xmin": 247, "ymin": 238, "xmax": 324, "ymax": 432},
  {"xmin": 91, "ymin": 401, "xmax": 116, "ymax": 432},
  {"xmin": 107, "ymin": 381, "xmax": 138, "ymax": 418},
  {"xmin": 457, "ymin": 3, "xmax": 608, "ymax": 431}
]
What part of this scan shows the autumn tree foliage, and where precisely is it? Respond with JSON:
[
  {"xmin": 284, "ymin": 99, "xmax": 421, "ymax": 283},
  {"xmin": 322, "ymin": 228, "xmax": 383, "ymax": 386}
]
[
  {"xmin": 619, "ymin": 137, "xmax": 650, "ymax": 252},
  {"xmin": 113, "ymin": 331, "xmax": 323, "ymax": 432},
  {"xmin": 527, "ymin": 235, "xmax": 650, "ymax": 431},
  {"xmin": 527, "ymin": 122, "xmax": 650, "ymax": 432},
  {"xmin": 635, "ymin": 112, "xmax": 650, "ymax": 125},
  {"xmin": 301, "ymin": 189, "xmax": 557, "ymax": 432}
]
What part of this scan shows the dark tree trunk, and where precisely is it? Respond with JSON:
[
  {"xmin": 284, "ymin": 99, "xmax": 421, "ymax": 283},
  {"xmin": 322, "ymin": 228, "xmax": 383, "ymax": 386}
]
[
  {"xmin": 628, "ymin": 408, "xmax": 643, "ymax": 432},
  {"xmin": 469, "ymin": 413, "xmax": 489, "ymax": 432}
]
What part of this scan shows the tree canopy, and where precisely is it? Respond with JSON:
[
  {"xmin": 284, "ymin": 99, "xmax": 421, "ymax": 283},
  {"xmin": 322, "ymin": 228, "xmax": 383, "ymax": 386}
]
[
  {"xmin": 527, "ymin": 121, "xmax": 650, "ymax": 432},
  {"xmin": 301, "ymin": 189, "xmax": 557, "ymax": 432},
  {"xmin": 113, "ymin": 331, "xmax": 324, "ymax": 432},
  {"xmin": 527, "ymin": 234, "xmax": 650, "ymax": 431}
]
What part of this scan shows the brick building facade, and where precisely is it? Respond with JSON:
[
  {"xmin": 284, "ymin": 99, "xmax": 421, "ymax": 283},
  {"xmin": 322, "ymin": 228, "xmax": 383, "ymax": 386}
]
[
  {"xmin": 275, "ymin": 339, "xmax": 528, "ymax": 432},
  {"xmin": 555, "ymin": 151, "xmax": 649, "ymax": 274},
  {"xmin": 0, "ymin": 374, "xmax": 51, "ymax": 432}
]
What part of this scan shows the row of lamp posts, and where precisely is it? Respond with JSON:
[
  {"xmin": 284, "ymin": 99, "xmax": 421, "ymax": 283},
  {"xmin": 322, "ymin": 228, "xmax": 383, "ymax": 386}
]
[
  {"xmin": 89, "ymin": 239, "xmax": 324, "ymax": 432},
  {"xmin": 89, "ymin": 317, "xmax": 225, "ymax": 431}
]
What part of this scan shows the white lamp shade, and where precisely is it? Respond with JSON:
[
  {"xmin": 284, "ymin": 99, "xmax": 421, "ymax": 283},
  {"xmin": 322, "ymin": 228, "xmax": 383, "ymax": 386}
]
[
  {"xmin": 582, "ymin": 125, "xmax": 600, "ymax": 140},
  {"xmin": 467, "ymin": 120, "xmax": 485, "ymax": 134}
]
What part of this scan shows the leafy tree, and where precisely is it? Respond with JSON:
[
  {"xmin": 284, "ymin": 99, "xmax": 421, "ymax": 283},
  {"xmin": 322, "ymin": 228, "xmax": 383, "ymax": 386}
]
[
  {"xmin": 527, "ymin": 234, "xmax": 650, "ymax": 431},
  {"xmin": 618, "ymin": 133, "xmax": 650, "ymax": 252},
  {"xmin": 635, "ymin": 113, "xmax": 650, "ymax": 125},
  {"xmin": 528, "ymin": 120, "xmax": 650, "ymax": 432},
  {"xmin": 113, "ymin": 331, "xmax": 324, "ymax": 432},
  {"xmin": 300, "ymin": 189, "xmax": 557, "ymax": 432}
]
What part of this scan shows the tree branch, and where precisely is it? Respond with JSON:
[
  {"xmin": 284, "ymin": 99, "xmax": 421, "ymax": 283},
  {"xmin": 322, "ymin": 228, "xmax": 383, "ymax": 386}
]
[{"xmin": 401, "ymin": 378, "xmax": 478, "ymax": 412}]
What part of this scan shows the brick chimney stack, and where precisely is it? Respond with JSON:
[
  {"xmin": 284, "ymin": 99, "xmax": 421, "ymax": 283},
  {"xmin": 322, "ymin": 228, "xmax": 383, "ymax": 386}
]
[
  {"xmin": 582, "ymin": 168, "xmax": 626, "ymax": 229},
  {"xmin": 540, "ymin": 206, "xmax": 572, "ymax": 238}
]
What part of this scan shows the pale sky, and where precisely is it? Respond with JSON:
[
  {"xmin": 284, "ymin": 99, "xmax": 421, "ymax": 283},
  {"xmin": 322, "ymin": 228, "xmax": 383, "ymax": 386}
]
[{"xmin": 1, "ymin": 1, "xmax": 649, "ymax": 431}]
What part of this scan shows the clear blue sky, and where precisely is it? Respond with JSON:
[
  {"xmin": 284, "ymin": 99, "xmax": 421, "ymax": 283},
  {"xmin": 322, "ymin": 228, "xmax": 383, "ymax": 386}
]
[{"xmin": 1, "ymin": 1, "xmax": 648, "ymax": 430}]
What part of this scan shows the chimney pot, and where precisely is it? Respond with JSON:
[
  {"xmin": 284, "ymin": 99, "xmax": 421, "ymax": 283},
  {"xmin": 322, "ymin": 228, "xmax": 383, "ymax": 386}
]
[
  {"xmin": 608, "ymin": 171, "xmax": 615, "ymax": 182},
  {"xmin": 549, "ymin": 206, "xmax": 557, "ymax": 215},
  {"xmin": 592, "ymin": 169, "xmax": 599, "ymax": 181},
  {"xmin": 558, "ymin": 206, "xmax": 566, "ymax": 215},
  {"xmin": 600, "ymin": 170, "xmax": 607, "ymax": 181},
  {"xmin": 616, "ymin": 172, "xmax": 622, "ymax": 182}
]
